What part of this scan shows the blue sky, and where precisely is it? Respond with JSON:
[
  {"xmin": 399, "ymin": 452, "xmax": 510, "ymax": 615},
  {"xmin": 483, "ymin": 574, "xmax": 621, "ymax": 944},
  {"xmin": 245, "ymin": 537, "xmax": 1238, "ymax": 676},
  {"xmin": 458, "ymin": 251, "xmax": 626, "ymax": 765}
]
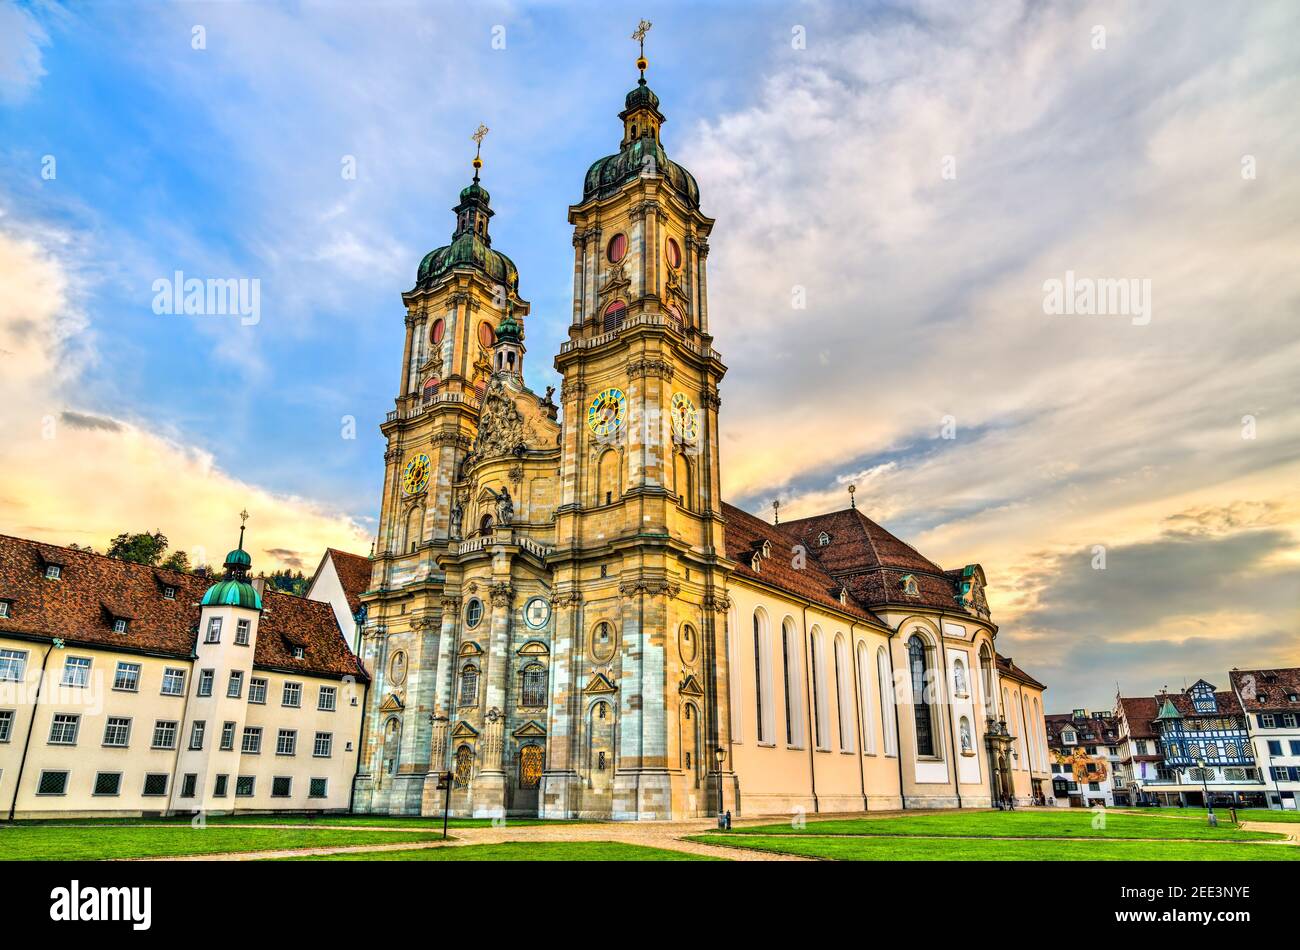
[{"xmin": 2, "ymin": 0, "xmax": 1298, "ymax": 707}]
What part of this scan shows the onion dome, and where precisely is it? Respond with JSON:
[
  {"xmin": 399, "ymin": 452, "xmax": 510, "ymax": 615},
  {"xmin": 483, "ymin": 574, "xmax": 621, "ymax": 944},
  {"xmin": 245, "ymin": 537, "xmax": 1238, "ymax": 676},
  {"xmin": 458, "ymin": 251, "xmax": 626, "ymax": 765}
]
[
  {"xmin": 201, "ymin": 522, "xmax": 262, "ymax": 610},
  {"xmin": 582, "ymin": 70, "xmax": 700, "ymax": 208},
  {"xmin": 415, "ymin": 136, "xmax": 520, "ymax": 292},
  {"xmin": 496, "ymin": 308, "xmax": 523, "ymax": 343}
]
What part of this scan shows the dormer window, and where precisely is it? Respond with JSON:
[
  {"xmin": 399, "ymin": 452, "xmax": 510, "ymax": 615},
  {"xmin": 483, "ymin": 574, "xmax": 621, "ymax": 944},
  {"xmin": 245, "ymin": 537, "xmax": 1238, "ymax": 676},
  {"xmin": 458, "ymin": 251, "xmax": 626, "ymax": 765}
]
[
  {"xmin": 44, "ymin": 565, "xmax": 62, "ymax": 580},
  {"xmin": 292, "ymin": 646, "xmax": 305, "ymax": 660},
  {"xmin": 163, "ymin": 586, "xmax": 175, "ymax": 600},
  {"xmin": 112, "ymin": 618, "xmax": 129, "ymax": 634},
  {"xmin": 817, "ymin": 532, "xmax": 830, "ymax": 547},
  {"xmin": 0, "ymin": 600, "xmax": 10, "ymax": 619},
  {"xmin": 750, "ymin": 553, "xmax": 762, "ymax": 573},
  {"xmin": 838, "ymin": 587, "xmax": 848, "ymax": 606},
  {"xmin": 900, "ymin": 574, "xmax": 919, "ymax": 596},
  {"xmin": 1063, "ymin": 730, "xmax": 1076, "ymax": 744},
  {"xmin": 759, "ymin": 540, "xmax": 772, "ymax": 559}
]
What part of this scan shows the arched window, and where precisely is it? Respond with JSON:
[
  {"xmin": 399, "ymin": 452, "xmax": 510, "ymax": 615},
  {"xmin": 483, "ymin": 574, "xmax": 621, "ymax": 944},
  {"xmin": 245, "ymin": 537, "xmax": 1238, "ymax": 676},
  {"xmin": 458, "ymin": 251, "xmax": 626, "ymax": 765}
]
[
  {"xmin": 908, "ymin": 635, "xmax": 935, "ymax": 757},
  {"xmin": 382, "ymin": 717, "xmax": 401, "ymax": 776},
  {"xmin": 834, "ymin": 635, "xmax": 855, "ymax": 752},
  {"xmin": 877, "ymin": 647, "xmax": 898, "ymax": 756},
  {"xmin": 979, "ymin": 644, "xmax": 996, "ymax": 718},
  {"xmin": 422, "ymin": 377, "xmax": 440, "ymax": 404},
  {"xmin": 857, "ymin": 641, "xmax": 876, "ymax": 754},
  {"xmin": 810, "ymin": 628, "xmax": 829, "ymax": 750},
  {"xmin": 521, "ymin": 663, "xmax": 547, "ymax": 708},
  {"xmin": 781, "ymin": 618, "xmax": 804, "ymax": 747},
  {"xmin": 673, "ymin": 451, "xmax": 692, "ymax": 510},
  {"xmin": 1033, "ymin": 697, "xmax": 1045, "ymax": 766},
  {"xmin": 727, "ymin": 607, "xmax": 742, "ymax": 744},
  {"xmin": 458, "ymin": 663, "xmax": 479, "ymax": 707},
  {"xmin": 602, "ymin": 299, "xmax": 627, "ymax": 332},
  {"xmin": 753, "ymin": 610, "xmax": 773, "ymax": 743},
  {"xmin": 479, "ymin": 514, "xmax": 493, "ymax": 536},
  {"xmin": 405, "ymin": 507, "xmax": 423, "ymax": 553},
  {"xmin": 960, "ymin": 716, "xmax": 973, "ymax": 754},
  {"xmin": 953, "ymin": 658, "xmax": 969, "ymax": 698},
  {"xmin": 597, "ymin": 449, "xmax": 620, "ymax": 507},
  {"xmin": 518, "ymin": 744, "xmax": 543, "ymax": 789},
  {"xmin": 1010, "ymin": 689, "xmax": 1023, "ymax": 769}
]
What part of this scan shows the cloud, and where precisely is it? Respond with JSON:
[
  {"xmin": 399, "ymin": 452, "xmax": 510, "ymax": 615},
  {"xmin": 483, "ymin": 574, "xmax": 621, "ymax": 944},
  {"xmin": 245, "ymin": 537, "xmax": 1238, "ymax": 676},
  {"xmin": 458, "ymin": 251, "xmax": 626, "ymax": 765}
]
[
  {"xmin": 0, "ymin": 223, "xmax": 369, "ymax": 570},
  {"xmin": 0, "ymin": 2, "xmax": 48, "ymax": 103},
  {"xmin": 683, "ymin": 0, "xmax": 1300, "ymax": 707}
]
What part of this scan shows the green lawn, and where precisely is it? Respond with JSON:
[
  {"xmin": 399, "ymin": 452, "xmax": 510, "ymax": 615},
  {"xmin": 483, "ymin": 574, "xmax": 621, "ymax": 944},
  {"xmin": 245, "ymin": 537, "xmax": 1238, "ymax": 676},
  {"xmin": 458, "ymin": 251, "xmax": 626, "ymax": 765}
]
[
  {"xmin": 1121, "ymin": 807, "xmax": 1300, "ymax": 824},
  {"xmin": 690, "ymin": 833, "xmax": 1299, "ymax": 862},
  {"xmin": 724, "ymin": 810, "xmax": 1279, "ymax": 841},
  {"xmin": 0, "ymin": 825, "xmax": 447, "ymax": 861},
  {"xmin": 283, "ymin": 841, "xmax": 723, "ymax": 861}
]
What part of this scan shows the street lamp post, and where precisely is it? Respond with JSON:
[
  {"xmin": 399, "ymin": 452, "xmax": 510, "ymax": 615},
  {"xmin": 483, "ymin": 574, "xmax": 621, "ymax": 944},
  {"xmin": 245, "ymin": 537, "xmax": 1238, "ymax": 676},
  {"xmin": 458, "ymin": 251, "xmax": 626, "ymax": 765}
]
[
  {"xmin": 714, "ymin": 746, "xmax": 727, "ymax": 829},
  {"xmin": 1196, "ymin": 758, "xmax": 1217, "ymax": 827}
]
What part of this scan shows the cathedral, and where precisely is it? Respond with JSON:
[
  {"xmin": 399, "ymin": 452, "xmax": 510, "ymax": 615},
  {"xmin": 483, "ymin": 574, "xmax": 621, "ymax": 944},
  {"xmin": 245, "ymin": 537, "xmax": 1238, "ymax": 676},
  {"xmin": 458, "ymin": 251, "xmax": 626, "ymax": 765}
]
[{"xmin": 351, "ymin": 44, "xmax": 1050, "ymax": 821}]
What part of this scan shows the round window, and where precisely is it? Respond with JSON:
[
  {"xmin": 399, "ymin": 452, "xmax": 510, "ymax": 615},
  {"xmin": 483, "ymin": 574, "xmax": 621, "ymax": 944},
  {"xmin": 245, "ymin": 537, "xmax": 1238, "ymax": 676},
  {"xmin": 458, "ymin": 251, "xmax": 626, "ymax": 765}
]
[
  {"xmin": 478, "ymin": 322, "xmax": 495, "ymax": 348},
  {"xmin": 665, "ymin": 237, "xmax": 682, "ymax": 269},
  {"xmin": 430, "ymin": 318, "xmax": 445, "ymax": 344},
  {"xmin": 607, "ymin": 233, "xmax": 628, "ymax": 263},
  {"xmin": 465, "ymin": 598, "xmax": 484, "ymax": 628},
  {"xmin": 524, "ymin": 597, "xmax": 551, "ymax": 629}
]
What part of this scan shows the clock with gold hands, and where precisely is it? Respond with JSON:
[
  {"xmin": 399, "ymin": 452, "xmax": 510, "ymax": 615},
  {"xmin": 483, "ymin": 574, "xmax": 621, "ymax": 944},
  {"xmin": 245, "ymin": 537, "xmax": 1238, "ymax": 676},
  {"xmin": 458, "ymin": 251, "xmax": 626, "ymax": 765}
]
[
  {"xmin": 402, "ymin": 453, "xmax": 431, "ymax": 495},
  {"xmin": 670, "ymin": 392, "xmax": 700, "ymax": 443},
  {"xmin": 586, "ymin": 387, "xmax": 627, "ymax": 437}
]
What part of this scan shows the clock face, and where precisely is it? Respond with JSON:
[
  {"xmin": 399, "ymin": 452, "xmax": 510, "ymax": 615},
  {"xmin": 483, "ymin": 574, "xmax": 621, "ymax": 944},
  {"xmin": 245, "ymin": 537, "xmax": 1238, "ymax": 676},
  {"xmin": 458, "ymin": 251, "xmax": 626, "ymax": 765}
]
[
  {"xmin": 670, "ymin": 392, "xmax": 700, "ymax": 442},
  {"xmin": 402, "ymin": 453, "xmax": 431, "ymax": 495},
  {"xmin": 586, "ymin": 387, "xmax": 627, "ymax": 437}
]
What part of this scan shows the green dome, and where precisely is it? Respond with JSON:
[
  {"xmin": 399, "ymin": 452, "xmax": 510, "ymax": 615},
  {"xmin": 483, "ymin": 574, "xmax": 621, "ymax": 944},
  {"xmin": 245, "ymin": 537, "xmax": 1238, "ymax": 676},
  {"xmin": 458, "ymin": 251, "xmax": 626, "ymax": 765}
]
[
  {"xmin": 416, "ymin": 232, "xmax": 519, "ymax": 292},
  {"xmin": 224, "ymin": 547, "xmax": 252, "ymax": 569},
  {"xmin": 460, "ymin": 181, "xmax": 490, "ymax": 203},
  {"xmin": 201, "ymin": 578, "xmax": 262, "ymax": 610},
  {"xmin": 583, "ymin": 136, "xmax": 700, "ymax": 209},
  {"xmin": 625, "ymin": 78, "xmax": 660, "ymax": 113},
  {"xmin": 496, "ymin": 310, "xmax": 522, "ymax": 343}
]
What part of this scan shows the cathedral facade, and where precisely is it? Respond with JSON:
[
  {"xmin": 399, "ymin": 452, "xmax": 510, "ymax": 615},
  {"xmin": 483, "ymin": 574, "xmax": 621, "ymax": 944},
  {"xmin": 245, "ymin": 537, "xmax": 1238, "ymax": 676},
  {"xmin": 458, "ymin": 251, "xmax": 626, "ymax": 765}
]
[{"xmin": 351, "ymin": 58, "xmax": 1050, "ymax": 821}]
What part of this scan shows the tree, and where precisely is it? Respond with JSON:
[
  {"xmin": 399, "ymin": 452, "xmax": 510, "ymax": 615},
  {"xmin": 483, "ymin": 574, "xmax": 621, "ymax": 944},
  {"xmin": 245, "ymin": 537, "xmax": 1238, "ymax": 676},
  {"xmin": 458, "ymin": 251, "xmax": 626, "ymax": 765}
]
[
  {"xmin": 160, "ymin": 549, "xmax": 190, "ymax": 572},
  {"xmin": 106, "ymin": 531, "xmax": 170, "ymax": 567}
]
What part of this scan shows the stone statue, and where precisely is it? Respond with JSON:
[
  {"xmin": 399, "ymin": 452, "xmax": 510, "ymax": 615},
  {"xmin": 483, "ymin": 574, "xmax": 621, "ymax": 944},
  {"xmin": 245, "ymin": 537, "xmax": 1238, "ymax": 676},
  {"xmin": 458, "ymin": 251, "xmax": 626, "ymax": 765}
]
[
  {"xmin": 494, "ymin": 486, "xmax": 514, "ymax": 525},
  {"xmin": 449, "ymin": 500, "xmax": 464, "ymax": 540}
]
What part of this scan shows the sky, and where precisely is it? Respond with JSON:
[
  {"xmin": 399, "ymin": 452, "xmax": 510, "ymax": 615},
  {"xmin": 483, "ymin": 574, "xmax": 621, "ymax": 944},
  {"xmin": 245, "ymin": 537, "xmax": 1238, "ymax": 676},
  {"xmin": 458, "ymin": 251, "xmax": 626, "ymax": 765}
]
[{"xmin": 0, "ymin": 0, "xmax": 1297, "ymax": 709}]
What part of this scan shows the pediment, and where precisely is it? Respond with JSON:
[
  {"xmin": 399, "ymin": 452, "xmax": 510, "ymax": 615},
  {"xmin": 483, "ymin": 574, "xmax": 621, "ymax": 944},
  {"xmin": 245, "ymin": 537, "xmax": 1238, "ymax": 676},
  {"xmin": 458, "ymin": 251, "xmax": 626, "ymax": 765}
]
[
  {"xmin": 458, "ymin": 640, "xmax": 483, "ymax": 657},
  {"xmin": 378, "ymin": 692, "xmax": 404, "ymax": 713},
  {"xmin": 679, "ymin": 674, "xmax": 705, "ymax": 697},
  {"xmin": 517, "ymin": 639, "xmax": 549, "ymax": 656},
  {"xmin": 512, "ymin": 720, "xmax": 546, "ymax": 739},
  {"xmin": 451, "ymin": 720, "xmax": 480, "ymax": 739},
  {"xmin": 584, "ymin": 672, "xmax": 617, "ymax": 694}
]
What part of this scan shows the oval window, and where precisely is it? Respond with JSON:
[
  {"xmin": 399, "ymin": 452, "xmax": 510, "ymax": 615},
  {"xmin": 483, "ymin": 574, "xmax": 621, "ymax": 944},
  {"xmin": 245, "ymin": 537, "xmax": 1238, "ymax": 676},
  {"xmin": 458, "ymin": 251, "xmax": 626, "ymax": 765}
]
[
  {"xmin": 465, "ymin": 598, "xmax": 484, "ymax": 628},
  {"xmin": 607, "ymin": 233, "xmax": 627, "ymax": 263},
  {"xmin": 430, "ymin": 318, "xmax": 445, "ymax": 345},
  {"xmin": 665, "ymin": 237, "xmax": 682, "ymax": 269},
  {"xmin": 478, "ymin": 322, "xmax": 495, "ymax": 348}
]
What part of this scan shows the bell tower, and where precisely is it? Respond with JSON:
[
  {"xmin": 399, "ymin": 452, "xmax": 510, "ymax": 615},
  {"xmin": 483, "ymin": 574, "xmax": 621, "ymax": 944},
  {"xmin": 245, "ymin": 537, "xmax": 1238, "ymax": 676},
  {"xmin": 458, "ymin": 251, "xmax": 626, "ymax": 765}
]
[
  {"xmin": 543, "ymin": 21, "xmax": 735, "ymax": 820},
  {"xmin": 357, "ymin": 128, "xmax": 531, "ymax": 814}
]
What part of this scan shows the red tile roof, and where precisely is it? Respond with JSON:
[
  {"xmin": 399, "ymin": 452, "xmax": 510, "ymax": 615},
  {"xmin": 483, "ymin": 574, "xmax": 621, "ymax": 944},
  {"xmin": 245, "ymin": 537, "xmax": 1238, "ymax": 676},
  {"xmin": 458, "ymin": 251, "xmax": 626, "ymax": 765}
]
[
  {"xmin": 1044, "ymin": 712, "xmax": 1119, "ymax": 747},
  {"xmin": 323, "ymin": 548, "xmax": 372, "ymax": 616},
  {"xmin": 779, "ymin": 507, "xmax": 987, "ymax": 616},
  {"xmin": 1229, "ymin": 668, "xmax": 1300, "ymax": 713},
  {"xmin": 0, "ymin": 534, "xmax": 367, "ymax": 681},
  {"xmin": 1117, "ymin": 696, "xmax": 1160, "ymax": 738},
  {"xmin": 998, "ymin": 654, "xmax": 1046, "ymax": 691},
  {"xmin": 721, "ymin": 503, "xmax": 881, "ymax": 624}
]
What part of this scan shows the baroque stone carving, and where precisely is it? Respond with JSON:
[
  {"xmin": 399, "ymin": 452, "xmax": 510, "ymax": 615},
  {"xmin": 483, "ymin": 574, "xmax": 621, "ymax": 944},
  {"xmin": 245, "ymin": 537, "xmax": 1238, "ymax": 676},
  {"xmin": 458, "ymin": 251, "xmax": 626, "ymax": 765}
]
[
  {"xmin": 618, "ymin": 579, "xmax": 681, "ymax": 599},
  {"xmin": 628, "ymin": 358, "xmax": 675, "ymax": 380},
  {"xmin": 473, "ymin": 378, "xmax": 527, "ymax": 458},
  {"xmin": 489, "ymin": 582, "xmax": 515, "ymax": 608}
]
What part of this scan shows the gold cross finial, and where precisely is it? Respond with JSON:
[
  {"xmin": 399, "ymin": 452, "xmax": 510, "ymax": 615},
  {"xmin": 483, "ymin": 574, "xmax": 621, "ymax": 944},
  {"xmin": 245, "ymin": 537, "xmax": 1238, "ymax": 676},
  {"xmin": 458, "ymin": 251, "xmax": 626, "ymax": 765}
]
[
  {"xmin": 847, "ymin": 484, "xmax": 856, "ymax": 509},
  {"xmin": 471, "ymin": 124, "xmax": 489, "ymax": 179},
  {"xmin": 632, "ymin": 19, "xmax": 652, "ymax": 76},
  {"xmin": 772, "ymin": 498, "xmax": 781, "ymax": 525},
  {"xmin": 239, "ymin": 508, "xmax": 250, "ymax": 526}
]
